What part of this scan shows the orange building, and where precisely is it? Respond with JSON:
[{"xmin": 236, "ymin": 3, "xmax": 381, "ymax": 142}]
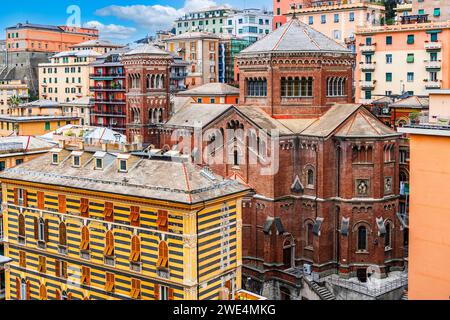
[
  {"xmin": 398, "ymin": 89, "xmax": 450, "ymax": 300},
  {"xmin": 5, "ymin": 23, "xmax": 98, "ymax": 52},
  {"xmin": 176, "ymin": 82, "xmax": 239, "ymax": 104}
]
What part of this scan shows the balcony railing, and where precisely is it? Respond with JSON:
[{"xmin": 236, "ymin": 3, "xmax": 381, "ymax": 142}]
[
  {"xmin": 94, "ymin": 99, "xmax": 126, "ymax": 104},
  {"xmin": 424, "ymin": 60, "xmax": 441, "ymax": 70},
  {"xmin": 359, "ymin": 62, "xmax": 376, "ymax": 71},
  {"xmin": 58, "ymin": 245, "xmax": 68, "ymax": 255},
  {"xmin": 104, "ymin": 256, "xmax": 115, "ymax": 267},
  {"xmin": 425, "ymin": 41, "xmax": 442, "ymax": 51},
  {"xmin": 360, "ymin": 80, "xmax": 376, "ymax": 90},
  {"xmin": 360, "ymin": 44, "xmax": 376, "ymax": 53},
  {"xmin": 80, "ymin": 250, "xmax": 91, "ymax": 260},
  {"xmin": 90, "ymin": 73, "xmax": 125, "ymax": 78},
  {"xmin": 130, "ymin": 262, "xmax": 142, "ymax": 273},
  {"xmin": 90, "ymin": 86, "xmax": 125, "ymax": 91},
  {"xmin": 425, "ymin": 80, "xmax": 442, "ymax": 89}
]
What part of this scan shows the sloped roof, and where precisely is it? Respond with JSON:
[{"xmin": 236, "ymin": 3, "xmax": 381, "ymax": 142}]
[
  {"xmin": 19, "ymin": 99, "xmax": 59, "ymax": 108},
  {"xmin": 240, "ymin": 17, "xmax": 351, "ymax": 55},
  {"xmin": 335, "ymin": 107, "xmax": 399, "ymax": 138},
  {"xmin": 124, "ymin": 44, "xmax": 170, "ymax": 56},
  {"xmin": 177, "ymin": 82, "xmax": 240, "ymax": 96},
  {"xmin": 71, "ymin": 39, "xmax": 124, "ymax": 48},
  {"xmin": 0, "ymin": 152, "xmax": 249, "ymax": 204},
  {"xmin": 52, "ymin": 50, "xmax": 101, "ymax": 58},
  {"xmin": 165, "ymin": 32, "xmax": 220, "ymax": 41},
  {"xmin": 236, "ymin": 106, "xmax": 294, "ymax": 136},
  {"xmin": 390, "ymin": 96, "xmax": 429, "ymax": 109},
  {"xmin": 166, "ymin": 104, "xmax": 233, "ymax": 128},
  {"xmin": 0, "ymin": 136, "xmax": 56, "ymax": 153},
  {"xmin": 60, "ymin": 97, "xmax": 93, "ymax": 106}
]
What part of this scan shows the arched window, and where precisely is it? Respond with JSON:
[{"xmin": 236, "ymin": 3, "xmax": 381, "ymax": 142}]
[
  {"xmin": 80, "ymin": 226, "xmax": 90, "ymax": 251},
  {"xmin": 281, "ymin": 77, "xmax": 313, "ymax": 97},
  {"xmin": 18, "ymin": 214, "xmax": 25, "ymax": 238},
  {"xmin": 130, "ymin": 235, "xmax": 141, "ymax": 262},
  {"xmin": 307, "ymin": 169, "xmax": 314, "ymax": 186},
  {"xmin": 38, "ymin": 218, "xmax": 45, "ymax": 242},
  {"xmin": 357, "ymin": 226, "xmax": 367, "ymax": 251},
  {"xmin": 233, "ymin": 149, "xmax": 240, "ymax": 166},
  {"xmin": 17, "ymin": 278, "xmax": 28, "ymax": 300},
  {"xmin": 283, "ymin": 239, "xmax": 294, "ymax": 268},
  {"xmin": 157, "ymin": 241, "xmax": 169, "ymax": 269},
  {"xmin": 104, "ymin": 231, "xmax": 114, "ymax": 256},
  {"xmin": 385, "ymin": 222, "xmax": 392, "ymax": 248},
  {"xmin": 246, "ymin": 78, "xmax": 267, "ymax": 97},
  {"xmin": 39, "ymin": 284, "xmax": 47, "ymax": 300},
  {"xmin": 59, "ymin": 222, "xmax": 67, "ymax": 246},
  {"xmin": 306, "ymin": 223, "xmax": 314, "ymax": 247}
]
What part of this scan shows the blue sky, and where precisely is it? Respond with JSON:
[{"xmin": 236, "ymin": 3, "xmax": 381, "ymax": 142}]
[{"xmin": 1, "ymin": 0, "xmax": 273, "ymax": 44}]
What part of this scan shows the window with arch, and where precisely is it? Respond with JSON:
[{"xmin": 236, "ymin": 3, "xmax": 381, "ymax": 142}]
[
  {"xmin": 281, "ymin": 76, "xmax": 313, "ymax": 97},
  {"xmin": 307, "ymin": 169, "xmax": 315, "ymax": 187},
  {"xmin": 16, "ymin": 278, "xmax": 29, "ymax": 300},
  {"xmin": 157, "ymin": 241, "xmax": 169, "ymax": 269},
  {"xmin": 306, "ymin": 223, "xmax": 314, "ymax": 248},
  {"xmin": 130, "ymin": 235, "xmax": 141, "ymax": 262},
  {"xmin": 246, "ymin": 78, "xmax": 267, "ymax": 97},
  {"xmin": 283, "ymin": 238, "xmax": 294, "ymax": 268},
  {"xmin": 35, "ymin": 217, "xmax": 47, "ymax": 242},
  {"xmin": 59, "ymin": 222, "xmax": 67, "ymax": 246},
  {"xmin": 357, "ymin": 226, "xmax": 368, "ymax": 251},
  {"xmin": 385, "ymin": 222, "xmax": 392, "ymax": 249},
  {"xmin": 384, "ymin": 144, "xmax": 395, "ymax": 162},
  {"xmin": 80, "ymin": 226, "xmax": 90, "ymax": 251},
  {"xmin": 352, "ymin": 145, "xmax": 373, "ymax": 163},
  {"xmin": 104, "ymin": 231, "xmax": 114, "ymax": 257},
  {"xmin": 327, "ymin": 77, "xmax": 347, "ymax": 97},
  {"xmin": 233, "ymin": 149, "xmax": 240, "ymax": 166},
  {"xmin": 55, "ymin": 289, "xmax": 61, "ymax": 300},
  {"xmin": 39, "ymin": 284, "xmax": 47, "ymax": 300}
]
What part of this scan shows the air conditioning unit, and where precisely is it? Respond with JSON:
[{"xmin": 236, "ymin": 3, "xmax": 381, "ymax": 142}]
[{"xmin": 303, "ymin": 264, "xmax": 312, "ymax": 275}]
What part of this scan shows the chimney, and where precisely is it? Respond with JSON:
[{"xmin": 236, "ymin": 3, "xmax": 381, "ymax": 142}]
[
  {"xmin": 79, "ymin": 141, "xmax": 84, "ymax": 151},
  {"xmin": 58, "ymin": 139, "xmax": 66, "ymax": 149},
  {"xmin": 102, "ymin": 143, "xmax": 108, "ymax": 152}
]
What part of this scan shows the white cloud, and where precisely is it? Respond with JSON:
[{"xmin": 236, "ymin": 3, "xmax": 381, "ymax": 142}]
[
  {"xmin": 83, "ymin": 20, "xmax": 137, "ymax": 40},
  {"xmin": 95, "ymin": 0, "xmax": 228, "ymax": 32}
]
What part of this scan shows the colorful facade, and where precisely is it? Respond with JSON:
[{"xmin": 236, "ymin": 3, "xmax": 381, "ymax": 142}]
[
  {"xmin": 0, "ymin": 80, "xmax": 29, "ymax": 115},
  {"xmin": 5, "ymin": 23, "xmax": 98, "ymax": 53},
  {"xmin": 0, "ymin": 147, "xmax": 248, "ymax": 300},
  {"xmin": 398, "ymin": 89, "xmax": 450, "ymax": 300},
  {"xmin": 176, "ymin": 82, "xmax": 240, "ymax": 105},
  {"xmin": 90, "ymin": 50, "xmax": 127, "ymax": 133},
  {"xmin": 355, "ymin": 20, "xmax": 450, "ymax": 103},
  {"xmin": 174, "ymin": 6, "xmax": 237, "ymax": 35},
  {"xmin": 0, "ymin": 115, "xmax": 80, "ymax": 136},
  {"xmin": 38, "ymin": 50, "xmax": 100, "ymax": 103}
]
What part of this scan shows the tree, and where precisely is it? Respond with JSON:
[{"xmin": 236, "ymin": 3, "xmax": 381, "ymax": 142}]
[{"xmin": 7, "ymin": 95, "xmax": 21, "ymax": 108}]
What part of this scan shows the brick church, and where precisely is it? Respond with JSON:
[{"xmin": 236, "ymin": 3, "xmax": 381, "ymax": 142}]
[{"xmin": 125, "ymin": 17, "xmax": 406, "ymax": 299}]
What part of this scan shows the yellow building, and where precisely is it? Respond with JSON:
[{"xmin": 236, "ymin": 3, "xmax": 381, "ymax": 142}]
[
  {"xmin": 398, "ymin": 89, "xmax": 450, "ymax": 300},
  {"xmin": 0, "ymin": 136, "xmax": 55, "ymax": 171},
  {"xmin": 0, "ymin": 146, "xmax": 249, "ymax": 300},
  {"xmin": 164, "ymin": 32, "xmax": 219, "ymax": 88},
  {"xmin": 38, "ymin": 50, "xmax": 100, "ymax": 103},
  {"xmin": 69, "ymin": 39, "xmax": 125, "ymax": 55},
  {"xmin": 0, "ymin": 80, "xmax": 29, "ymax": 115},
  {"xmin": 0, "ymin": 115, "xmax": 80, "ymax": 136}
]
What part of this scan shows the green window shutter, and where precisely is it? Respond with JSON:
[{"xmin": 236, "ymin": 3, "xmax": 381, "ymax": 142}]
[
  {"xmin": 407, "ymin": 35, "xmax": 414, "ymax": 44},
  {"xmin": 434, "ymin": 8, "xmax": 440, "ymax": 17},
  {"xmin": 386, "ymin": 73, "xmax": 392, "ymax": 82},
  {"xmin": 407, "ymin": 54, "xmax": 414, "ymax": 63}
]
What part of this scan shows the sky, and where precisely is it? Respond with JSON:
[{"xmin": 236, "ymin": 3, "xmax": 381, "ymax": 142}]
[{"xmin": 1, "ymin": 0, "xmax": 273, "ymax": 44}]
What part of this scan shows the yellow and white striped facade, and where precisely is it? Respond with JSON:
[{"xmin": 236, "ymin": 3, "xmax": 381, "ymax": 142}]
[{"xmin": 0, "ymin": 150, "xmax": 248, "ymax": 300}]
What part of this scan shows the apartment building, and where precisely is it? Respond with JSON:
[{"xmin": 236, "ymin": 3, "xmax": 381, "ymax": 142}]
[
  {"xmin": 90, "ymin": 49, "xmax": 128, "ymax": 133},
  {"xmin": 174, "ymin": 6, "xmax": 237, "ymax": 35},
  {"xmin": 218, "ymin": 35, "xmax": 251, "ymax": 85},
  {"xmin": 274, "ymin": 0, "xmax": 384, "ymax": 47},
  {"xmin": 164, "ymin": 32, "xmax": 220, "ymax": 87},
  {"xmin": 223, "ymin": 9, "xmax": 273, "ymax": 43},
  {"xmin": 355, "ymin": 20, "xmax": 450, "ymax": 103},
  {"xmin": 0, "ymin": 80, "xmax": 29, "ymax": 115},
  {"xmin": 0, "ymin": 147, "xmax": 249, "ymax": 300},
  {"xmin": 411, "ymin": 0, "xmax": 450, "ymax": 22},
  {"xmin": 398, "ymin": 89, "xmax": 450, "ymax": 300},
  {"xmin": 38, "ymin": 50, "xmax": 101, "ymax": 103},
  {"xmin": 69, "ymin": 40, "xmax": 125, "ymax": 55}
]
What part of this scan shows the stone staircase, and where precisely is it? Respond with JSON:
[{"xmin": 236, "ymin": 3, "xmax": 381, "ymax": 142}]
[{"xmin": 309, "ymin": 280, "xmax": 336, "ymax": 300}]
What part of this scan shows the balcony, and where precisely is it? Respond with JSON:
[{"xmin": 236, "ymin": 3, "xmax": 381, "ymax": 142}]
[
  {"xmin": 90, "ymin": 73, "xmax": 125, "ymax": 79},
  {"xmin": 94, "ymin": 99, "xmax": 126, "ymax": 104},
  {"xmin": 18, "ymin": 236, "xmax": 26, "ymax": 245},
  {"xmin": 80, "ymin": 250, "xmax": 91, "ymax": 260},
  {"xmin": 90, "ymin": 86, "xmax": 125, "ymax": 92},
  {"xmin": 359, "ymin": 62, "xmax": 376, "ymax": 71},
  {"xmin": 130, "ymin": 262, "xmax": 142, "ymax": 273},
  {"xmin": 37, "ymin": 240, "xmax": 46, "ymax": 250},
  {"xmin": 104, "ymin": 256, "xmax": 115, "ymax": 267},
  {"xmin": 360, "ymin": 80, "xmax": 376, "ymax": 90},
  {"xmin": 360, "ymin": 44, "xmax": 376, "ymax": 53},
  {"xmin": 424, "ymin": 60, "xmax": 441, "ymax": 70},
  {"xmin": 170, "ymin": 72, "xmax": 188, "ymax": 80},
  {"xmin": 91, "ymin": 112, "xmax": 126, "ymax": 118},
  {"xmin": 58, "ymin": 245, "xmax": 68, "ymax": 255},
  {"xmin": 425, "ymin": 80, "xmax": 442, "ymax": 89},
  {"xmin": 425, "ymin": 41, "xmax": 442, "ymax": 51}
]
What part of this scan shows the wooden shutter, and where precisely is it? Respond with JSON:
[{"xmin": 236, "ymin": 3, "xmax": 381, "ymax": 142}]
[
  {"xmin": 39, "ymin": 284, "xmax": 47, "ymax": 300},
  {"xmin": 13, "ymin": 188, "xmax": 18, "ymax": 206},
  {"xmin": 67, "ymin": 292, "xmax": 73, "ymax": 300},
  {"xmin": 44, "ymin": 219, "xmax": 49, "ymax": 242},
  {"xmin": 18, "ymin": 214, "xmax": 25, "ymax": 237},
  {"xmin": 58, "ymin": 195, "xmax": 66, "ymax": 214},
  {"xmin": 105, "ymin": 273, "xmax": 114, "ymax": 292},
  {"xmin": 157, "ymin": 210, "xmax": 168, "ymax": 232},
  {"xmin": 55, "ymin": 260, "xmax": 61, "ymax": 277},
  {"xmin": 59, "ymin": 223, "xmax": 67, "ymax": 246},
  {"xmin": 33, "ymin": 217, "xmax": 39, "ymax": 240},
  {"xmin": 80, "ymin": 198, "xmax": 89, "ymax": 217},
  {"xmin": 157, "ymin": 241, "xmax": 169, "ymax": 268},
  {"xmin": 23, "ymin": 190, "xmax": 28, "ymax": 207},
  {"xmin": 131, "ymin": 279, "xmax": 141, "ymax": 299},
  {"xmin": 15, "ymin": 277, "xmax": 20, "ymax": 300},
  {"xmin": 129, "ymin": 206, "xmax": 140, "ymax": 226},
  {"xmin": 80, "ymin": 227, "xmax": 89, "ymax": 250},
  {"xmin": 168, "ymin": 288, "xmax": 174, "ymax": 300},
  {"xmin": 19, "ymin": 251, "xmax": 26, "ymax": 267},
  {"xmin": 26, "ymin": 281, "xmax": 31, "ymax": 300},
  {"xmin": 130, "ymin": 236, "xmax": 141, "ymax": 262},
  {"xmin": 154, "ymin": 284, "xmax": 160, "ymax": 300},
  {"xmin": 62, "ymin": 261, "xmax": 68, "ymax": 279},
  {"xmin": 81, "ymin": 266, "xmax": 90, "ymax": 285},
  {"xmin": 55, "ymin": 289, "xmax": 61, "ymax": 300},
  {"xmin": 104, "ymin": 231, "xmax": 114, "ymax": 256},
  {"xmin": 104, "ymin": 202, "xmax": 113, "ymax": 222},
  {"xmin": 37, "ymin": 191, "xmax": 44, "ymax": 210}
]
